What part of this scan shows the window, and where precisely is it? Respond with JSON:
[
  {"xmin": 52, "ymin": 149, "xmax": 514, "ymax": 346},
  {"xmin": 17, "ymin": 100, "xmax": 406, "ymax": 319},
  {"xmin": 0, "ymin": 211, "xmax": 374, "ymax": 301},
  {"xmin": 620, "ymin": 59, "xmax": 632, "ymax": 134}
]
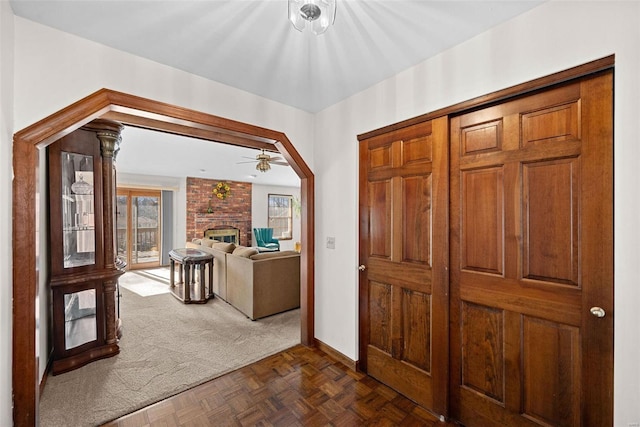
[{"xmin": 268, "ymin": 194, "xmax": 293, "ymax": 240}]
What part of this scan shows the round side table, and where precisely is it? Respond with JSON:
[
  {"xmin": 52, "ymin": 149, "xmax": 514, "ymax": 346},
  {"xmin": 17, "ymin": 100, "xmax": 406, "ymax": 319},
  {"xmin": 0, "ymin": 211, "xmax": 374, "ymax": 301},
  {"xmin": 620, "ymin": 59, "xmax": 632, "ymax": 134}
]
[{"xmin": 168, "ymin": 248, "xmax": 214, "ymax": 304}]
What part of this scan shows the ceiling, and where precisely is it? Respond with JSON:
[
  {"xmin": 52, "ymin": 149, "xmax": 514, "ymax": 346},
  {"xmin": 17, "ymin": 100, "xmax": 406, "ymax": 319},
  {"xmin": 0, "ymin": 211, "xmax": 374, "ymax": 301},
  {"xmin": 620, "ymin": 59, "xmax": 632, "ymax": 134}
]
[
  {"xmin": 10, "ymin": 0, "xmax": 543, "ymax": 113},
  {"xmin": 117, "ymin": 126, "xmax": 301, "ymax": 187},
  {"xmin": 10, "ymin": 0, "xmax": 543, "ymax": 187}
]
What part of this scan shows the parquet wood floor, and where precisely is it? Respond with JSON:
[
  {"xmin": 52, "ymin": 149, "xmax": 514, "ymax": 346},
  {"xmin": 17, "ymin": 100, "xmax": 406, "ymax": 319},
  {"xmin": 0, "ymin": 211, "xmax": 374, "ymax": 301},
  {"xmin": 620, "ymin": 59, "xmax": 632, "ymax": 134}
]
[{"xmin": 102, "ymin": 344, "xmax": 451, "ymax": 427}]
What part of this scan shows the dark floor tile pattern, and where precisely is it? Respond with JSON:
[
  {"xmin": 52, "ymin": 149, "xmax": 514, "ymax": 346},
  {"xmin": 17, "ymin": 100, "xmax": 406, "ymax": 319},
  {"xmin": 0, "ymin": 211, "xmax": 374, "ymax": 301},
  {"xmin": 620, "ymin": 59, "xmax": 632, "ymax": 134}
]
[{"xmin": 102, "ymin": 345, "xmax": 449, "ymax": 427}]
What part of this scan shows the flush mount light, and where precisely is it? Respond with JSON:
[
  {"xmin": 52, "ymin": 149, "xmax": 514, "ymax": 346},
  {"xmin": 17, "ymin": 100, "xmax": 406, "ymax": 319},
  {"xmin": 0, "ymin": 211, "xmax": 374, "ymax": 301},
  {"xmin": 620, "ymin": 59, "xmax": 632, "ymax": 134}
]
[{"xmin": 288, "ymin": 0, "xmax": 336, "ymax": 35}]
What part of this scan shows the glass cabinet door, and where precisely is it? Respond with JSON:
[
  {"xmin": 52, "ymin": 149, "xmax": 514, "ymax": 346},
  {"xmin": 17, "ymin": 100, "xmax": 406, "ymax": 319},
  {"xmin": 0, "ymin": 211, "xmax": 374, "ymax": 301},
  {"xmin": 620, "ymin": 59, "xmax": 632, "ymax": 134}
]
[
  {"xmin": 63, "ymin": 289, "xmax": 97, "ymax": 350},
  {"xmin": 61, "ymin": 151, "xmax": 96, "ymax": 268}
]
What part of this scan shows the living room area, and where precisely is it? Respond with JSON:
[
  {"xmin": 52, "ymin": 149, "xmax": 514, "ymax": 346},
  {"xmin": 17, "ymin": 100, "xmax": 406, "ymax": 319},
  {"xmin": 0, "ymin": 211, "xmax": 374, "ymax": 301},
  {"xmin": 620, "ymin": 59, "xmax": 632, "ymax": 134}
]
[
  {"xmin": 115, "ymin": 123, "xmax": 303, "ymax": 311},
  {"xmin": 116, "ymin": 125, "xmax": 302, "ymax": 256},
  {"xmin": 37, "ymin": 123, "xmax": 304, "ymax": 426}
]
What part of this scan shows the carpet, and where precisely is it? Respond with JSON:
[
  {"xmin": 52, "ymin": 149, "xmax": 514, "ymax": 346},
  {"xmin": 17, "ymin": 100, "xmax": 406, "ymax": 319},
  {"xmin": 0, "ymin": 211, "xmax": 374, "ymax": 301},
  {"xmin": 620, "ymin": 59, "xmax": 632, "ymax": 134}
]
[
  {"xmin": 119, "ymin": 269, "xmax": 171, "ymax": 297},
  {"xmin": 38, "ymin": 269, "xmax": 300, "ymax": 427}
]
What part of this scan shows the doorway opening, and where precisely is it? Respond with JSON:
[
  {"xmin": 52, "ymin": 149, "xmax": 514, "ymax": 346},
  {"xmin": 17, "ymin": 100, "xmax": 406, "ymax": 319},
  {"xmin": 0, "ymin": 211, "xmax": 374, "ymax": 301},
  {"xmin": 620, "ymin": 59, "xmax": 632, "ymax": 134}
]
[
  {"xmin": 12, "ymin": 89, "xmax": 315, "ymax": 425},
  {"xmin": 116, "ymin": 189, "xmax": 162, "ymax": 270}
]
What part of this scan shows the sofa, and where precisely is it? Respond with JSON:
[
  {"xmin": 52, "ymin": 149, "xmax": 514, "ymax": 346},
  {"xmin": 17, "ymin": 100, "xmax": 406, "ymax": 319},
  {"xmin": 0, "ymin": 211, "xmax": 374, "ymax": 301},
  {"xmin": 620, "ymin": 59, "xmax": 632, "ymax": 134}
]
[
  {"xmin": 226, "ymin": 248, "xmax": 300, "ymax": 320},
  {"xmin": 185, "ymin": 238, "xmax": 300, "ymax": 320}
]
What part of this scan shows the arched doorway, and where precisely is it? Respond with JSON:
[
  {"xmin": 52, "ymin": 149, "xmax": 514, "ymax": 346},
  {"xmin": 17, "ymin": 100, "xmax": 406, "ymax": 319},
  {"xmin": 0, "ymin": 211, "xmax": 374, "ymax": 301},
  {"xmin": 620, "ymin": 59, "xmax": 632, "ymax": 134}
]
[{"xmin": 12, "ymin": 89, "xmax": 315, "ymax": 425}]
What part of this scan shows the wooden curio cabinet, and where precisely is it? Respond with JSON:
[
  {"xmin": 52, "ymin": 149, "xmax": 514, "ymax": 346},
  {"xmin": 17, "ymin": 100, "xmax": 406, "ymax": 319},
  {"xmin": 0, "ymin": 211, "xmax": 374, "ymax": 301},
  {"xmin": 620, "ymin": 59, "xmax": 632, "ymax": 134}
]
[{"xmin": 47, "ymin": 118, "xmax": 125, "ymax": 374}]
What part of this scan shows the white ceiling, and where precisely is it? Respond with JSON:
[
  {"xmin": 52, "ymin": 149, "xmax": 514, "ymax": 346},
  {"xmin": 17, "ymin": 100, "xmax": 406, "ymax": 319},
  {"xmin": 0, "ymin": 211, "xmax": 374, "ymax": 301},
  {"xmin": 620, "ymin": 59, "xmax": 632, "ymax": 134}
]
[
  {"xmin": 117, "ymin": 126, "xmax": 301, "ymax": 187},
  {"xmin": 9, "ymin": 0, "xmax": 543, "ymax": 113},
  {"xmin": 10, "ymin": 0, "xmax": 543, "ymax": 187}
]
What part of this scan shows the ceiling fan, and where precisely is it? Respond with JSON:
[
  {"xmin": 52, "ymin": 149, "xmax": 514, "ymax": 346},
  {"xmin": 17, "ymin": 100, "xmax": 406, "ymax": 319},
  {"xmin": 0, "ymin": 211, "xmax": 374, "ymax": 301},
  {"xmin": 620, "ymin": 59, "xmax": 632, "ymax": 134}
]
[{"xmin": 237, "ymin": 149, "xmax": 289, "ymax": 173}]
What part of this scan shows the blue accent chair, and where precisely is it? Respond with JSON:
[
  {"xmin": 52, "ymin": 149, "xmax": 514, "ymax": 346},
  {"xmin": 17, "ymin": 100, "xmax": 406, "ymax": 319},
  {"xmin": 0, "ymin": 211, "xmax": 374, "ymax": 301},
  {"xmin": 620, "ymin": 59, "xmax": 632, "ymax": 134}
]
[{"xmin": 253, "ymin": 228, "xmax": 280, "ymax": 252}]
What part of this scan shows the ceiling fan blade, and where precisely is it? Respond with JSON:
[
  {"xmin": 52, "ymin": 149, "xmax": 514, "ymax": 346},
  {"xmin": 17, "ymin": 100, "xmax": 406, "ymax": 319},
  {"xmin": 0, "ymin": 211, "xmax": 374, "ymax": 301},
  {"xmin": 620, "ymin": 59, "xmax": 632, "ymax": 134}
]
[
  {"xmin": 271, "ymin": 161, "xmax": 289, "ymax": 166},
  {"xmin": 236, "ymin": 161, "xmax": 257, "ymax": 164},
  {"xmin": 241, "ymin": 156, "xmax": 257, "ymax": 160}
]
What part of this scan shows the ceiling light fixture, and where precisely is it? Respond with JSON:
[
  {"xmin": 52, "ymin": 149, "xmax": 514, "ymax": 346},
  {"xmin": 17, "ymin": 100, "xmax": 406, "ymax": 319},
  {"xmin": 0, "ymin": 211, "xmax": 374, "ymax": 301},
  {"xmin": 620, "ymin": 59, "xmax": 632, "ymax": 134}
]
[
  {"xmin": 288, "ymin": 0, "xmax": 336, "ymax": 35},
  {"xmin": 256, "ymin": 160, "xmax": 271, "ymax": 173}
]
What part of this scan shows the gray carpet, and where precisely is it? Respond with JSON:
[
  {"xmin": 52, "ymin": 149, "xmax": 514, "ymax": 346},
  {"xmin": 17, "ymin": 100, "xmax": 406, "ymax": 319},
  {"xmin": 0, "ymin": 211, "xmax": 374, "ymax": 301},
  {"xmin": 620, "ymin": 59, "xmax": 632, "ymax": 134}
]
[{"xmin": 39, "ymin": 269, "xmax": 300, "ymax": 427}]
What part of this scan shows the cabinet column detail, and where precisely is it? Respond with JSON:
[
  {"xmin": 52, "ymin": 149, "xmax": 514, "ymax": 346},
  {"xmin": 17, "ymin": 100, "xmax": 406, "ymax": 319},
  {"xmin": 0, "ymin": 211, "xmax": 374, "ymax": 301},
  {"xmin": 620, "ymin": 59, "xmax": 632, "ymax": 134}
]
[{"xmin": 103, "ymin": 278, "xmax": 119, "ymax": 344}]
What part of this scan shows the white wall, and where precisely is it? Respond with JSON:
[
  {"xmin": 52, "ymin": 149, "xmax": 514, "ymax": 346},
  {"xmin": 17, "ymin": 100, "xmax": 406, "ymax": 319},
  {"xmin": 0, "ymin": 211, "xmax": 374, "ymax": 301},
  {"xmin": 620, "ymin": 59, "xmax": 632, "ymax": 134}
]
[
  {"xmin": 0, "ymin": 1, "xmax": 14, "ymax": 424},
  {"xmin": 12, "ymin": 17, "xmax": 315, "ymax": 168},
  {"xmin": 314, "ymin": 1, "xmax": 640, "ymax": 425},
  {"xmin": 251, "ymin": 184, "xmax": 301, "ymax": 251}
]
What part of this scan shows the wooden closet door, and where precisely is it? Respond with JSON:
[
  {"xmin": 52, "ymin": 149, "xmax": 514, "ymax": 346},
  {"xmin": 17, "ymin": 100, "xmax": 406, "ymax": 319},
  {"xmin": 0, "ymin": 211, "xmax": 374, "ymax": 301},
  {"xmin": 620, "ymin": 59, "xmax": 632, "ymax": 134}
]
[
  {"xmin": 449, "ymin": 71, "xmax": 613, "ymax": 426},
  {"xmin": 359, "ymin": 117, "xmax": 449, "ymax": 416}
]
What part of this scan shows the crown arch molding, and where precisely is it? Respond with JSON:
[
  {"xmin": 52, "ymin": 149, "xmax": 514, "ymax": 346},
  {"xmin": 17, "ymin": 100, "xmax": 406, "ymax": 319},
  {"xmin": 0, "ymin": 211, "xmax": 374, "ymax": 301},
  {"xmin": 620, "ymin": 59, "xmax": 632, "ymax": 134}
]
[{"xmin": 12, "ymin": 88, "xmax": 315, "ymax": 425}]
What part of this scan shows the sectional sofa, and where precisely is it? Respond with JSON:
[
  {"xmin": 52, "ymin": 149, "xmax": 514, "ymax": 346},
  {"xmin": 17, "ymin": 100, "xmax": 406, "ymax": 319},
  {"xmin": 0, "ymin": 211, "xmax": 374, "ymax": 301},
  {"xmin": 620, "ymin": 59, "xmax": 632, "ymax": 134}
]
[{"xmin": 185, "ymin": 238, "xmax": 301, "ymax": 320}]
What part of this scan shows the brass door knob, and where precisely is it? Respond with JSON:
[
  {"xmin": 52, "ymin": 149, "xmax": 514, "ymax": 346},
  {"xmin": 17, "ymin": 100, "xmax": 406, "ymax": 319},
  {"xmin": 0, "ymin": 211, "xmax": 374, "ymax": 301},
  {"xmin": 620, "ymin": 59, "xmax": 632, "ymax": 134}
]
[
  {"xmin": 358, "ymin": 265, "xmax": 366, "ymax": 271},
  {"xmin": 590, "ymin": 306, "xmax": 606, "ymax": 318}
]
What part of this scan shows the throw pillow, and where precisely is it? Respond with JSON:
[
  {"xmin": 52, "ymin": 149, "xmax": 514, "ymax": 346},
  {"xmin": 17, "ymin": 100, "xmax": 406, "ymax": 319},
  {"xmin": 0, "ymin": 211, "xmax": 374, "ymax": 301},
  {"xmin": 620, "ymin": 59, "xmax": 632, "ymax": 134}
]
[
  {"xmin": 201, "ymin": 239, "xmax": 216, "ymax": 248},
  {"xmin": 213, "ymin": 242, "xmax": 236, "ymax": 253},
  {"xmin": 232, "ymin": 247, "xmax": 259, "ymax": 258}
]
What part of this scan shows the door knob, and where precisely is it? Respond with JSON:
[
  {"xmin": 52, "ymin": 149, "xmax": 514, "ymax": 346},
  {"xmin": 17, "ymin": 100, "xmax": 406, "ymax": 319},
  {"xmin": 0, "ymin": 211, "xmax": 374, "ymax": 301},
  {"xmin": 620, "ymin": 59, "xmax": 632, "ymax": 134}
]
[
  {"xmin": 590, "ymin": 306, "xmax": 606, "ymax": 318},
  {"xmin": 358, "ymin": 265, "xmax": 366, "ymax": 271}
]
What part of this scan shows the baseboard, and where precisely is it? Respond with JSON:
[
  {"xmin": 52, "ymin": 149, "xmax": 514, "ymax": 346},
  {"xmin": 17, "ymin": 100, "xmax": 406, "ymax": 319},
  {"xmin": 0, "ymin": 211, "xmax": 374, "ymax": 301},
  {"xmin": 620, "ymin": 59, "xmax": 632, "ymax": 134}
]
[
  {"xmin": 39, "ymin": 350, "xmax": 53, "ymax": 396},
  {"xmin": 313, "ymin": 338, "xmax": 357, "ymax": 371}
]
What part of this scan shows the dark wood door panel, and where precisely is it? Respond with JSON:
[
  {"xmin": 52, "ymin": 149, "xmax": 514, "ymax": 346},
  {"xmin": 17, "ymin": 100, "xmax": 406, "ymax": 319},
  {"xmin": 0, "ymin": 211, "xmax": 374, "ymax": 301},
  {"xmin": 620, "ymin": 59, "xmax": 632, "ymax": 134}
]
[
  {"xmin": 455, "ymin": 302, "xmax": 582, "ymax": 426},
  {"xmin": 360, "ymin": 116, "xmax": 449, "ymax": 417},
  {"xmin": 369, "ymin": 280, "xmax": 392, "ymax": 353},
  {"xmin": 450, "ymin": 71, "xmax": 613, "ymax": 426},
  {"xmin": 365, "ymin": 121, "xmax": 433, "ymax": 149},
  {"xmin": 368, "ymin": 162, "xmax": 434, "ymax": 182},
  {"xmin": 460, "ymin": 281, "xmax": 581, "ymax": 326},
  {"xmin": 522, "ymin": 157, "xmax": 580, "ymax": 286},
  {"xmin": 459, "ymin": 166, "xmax": 504, "ymax": 275},
  {"xmin": 459, "ymin": 301, "xmax": 505, "ymax": 403},
  {"xmin": 458, "ymin": 141, "xmax": 581, "ymax": 171},
  {"xmin": 522, "ymin": 316, "xmax": 581, "ymax": 426},
  {"xmin": 401, "ymin": 288, "xmax": 432, "ymax": 371},
  {"xmin": 367, "ymin": 257, "xmax": 432, "ymax": 292},
  {"xmin": 368, "ymin": 280, "xmax": 432, "ymax": 367},
  {"xmin": 403, "ymin": 175, "xmax": 432, "ymax": 265},
  {"xmin": 521, "ymin": 101, "xmax": 581, "ymax": 147},
  {"xmin": 457, "ymin": 83, "xmax": 581, "ymax": 130},
  {"xmin": 368, "ymin": 345, "xmax": 433, "ymax": 409},
  {"xmin": 368, "ymin": 180, "xmax": 392, "ymax": 259}
]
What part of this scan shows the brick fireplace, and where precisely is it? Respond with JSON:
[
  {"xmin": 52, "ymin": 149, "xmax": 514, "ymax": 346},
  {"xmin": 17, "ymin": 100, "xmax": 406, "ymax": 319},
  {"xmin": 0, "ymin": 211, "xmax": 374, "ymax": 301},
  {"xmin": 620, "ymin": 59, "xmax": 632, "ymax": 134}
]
[{"xmin": 186, "ymin": 177, "xmax": 252, "ymax": 246}]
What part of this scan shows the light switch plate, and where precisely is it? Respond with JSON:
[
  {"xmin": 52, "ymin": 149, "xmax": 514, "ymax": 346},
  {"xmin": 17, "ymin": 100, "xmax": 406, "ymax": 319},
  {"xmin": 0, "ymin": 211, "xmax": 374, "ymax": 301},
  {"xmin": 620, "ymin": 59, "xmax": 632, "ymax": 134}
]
[{"xmin": 326, "ymin": 236, "xmax": 335, "ymax": 249}]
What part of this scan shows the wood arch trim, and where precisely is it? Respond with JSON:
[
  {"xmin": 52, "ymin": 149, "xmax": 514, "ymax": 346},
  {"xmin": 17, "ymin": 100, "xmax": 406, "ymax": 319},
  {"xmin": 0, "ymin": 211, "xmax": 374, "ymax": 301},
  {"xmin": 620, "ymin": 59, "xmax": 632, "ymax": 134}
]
[{"xmin": 12, "ymin": 88, "xmax": 315, "ymax": 425}]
